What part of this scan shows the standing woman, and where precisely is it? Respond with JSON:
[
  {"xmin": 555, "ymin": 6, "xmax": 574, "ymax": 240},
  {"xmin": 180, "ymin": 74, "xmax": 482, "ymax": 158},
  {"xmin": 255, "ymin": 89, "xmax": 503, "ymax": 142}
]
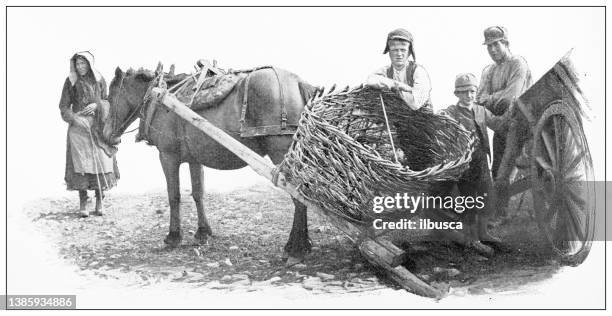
[{"xmin": 59, "ymin": 51, "xmax": 119, "ymax": 217}]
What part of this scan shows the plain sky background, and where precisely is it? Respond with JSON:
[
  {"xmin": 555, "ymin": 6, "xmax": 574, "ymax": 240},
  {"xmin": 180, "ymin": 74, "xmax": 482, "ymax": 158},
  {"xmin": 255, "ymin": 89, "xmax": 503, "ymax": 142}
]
[{"xmin": 4, "ymin": 6, "xmax": 607, "ymax": 308}]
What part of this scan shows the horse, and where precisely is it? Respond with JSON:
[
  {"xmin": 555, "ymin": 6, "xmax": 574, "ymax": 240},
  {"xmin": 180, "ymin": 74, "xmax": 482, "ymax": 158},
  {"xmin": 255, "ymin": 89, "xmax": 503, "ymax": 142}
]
[{"xmin": 105, "ymin": 64, "xmax": 316, "ymax": 264}]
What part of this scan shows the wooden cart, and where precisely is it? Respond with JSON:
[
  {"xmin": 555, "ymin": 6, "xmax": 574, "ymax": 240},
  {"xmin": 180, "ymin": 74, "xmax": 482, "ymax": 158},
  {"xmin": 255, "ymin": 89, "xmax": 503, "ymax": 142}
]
[
  {"xmin": 149, "ymin": 51, "xmax": 595, "ymax": 297},
  {"xmin": 494, "ymin": 51, "xmax": 596, "ymax": 266}
]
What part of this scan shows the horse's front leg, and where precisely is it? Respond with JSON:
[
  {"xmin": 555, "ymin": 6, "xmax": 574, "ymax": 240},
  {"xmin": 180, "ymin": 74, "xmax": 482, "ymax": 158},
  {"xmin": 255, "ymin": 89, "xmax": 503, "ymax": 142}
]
[
  {"xmin": 160, "ymin": 151, "xmax": 183, "ymax": 247},
  {"xmin": 283, "ymin": 199, "xmax": 311, "ymax": 266},
  {"xmin": 189, "ymin": 163, "xmax": 213, "ymax": 243}
]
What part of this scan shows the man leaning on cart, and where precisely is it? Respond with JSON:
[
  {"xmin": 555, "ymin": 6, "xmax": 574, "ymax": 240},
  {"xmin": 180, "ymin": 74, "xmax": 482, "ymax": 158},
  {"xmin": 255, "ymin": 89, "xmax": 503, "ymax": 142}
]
[
  {"xmin": 366, "ymin": 28, "xmax": 433, "ymax": 113},
  {"xmin": 477, "ymin": 27, "xmax": 532, "ymax": 176}
]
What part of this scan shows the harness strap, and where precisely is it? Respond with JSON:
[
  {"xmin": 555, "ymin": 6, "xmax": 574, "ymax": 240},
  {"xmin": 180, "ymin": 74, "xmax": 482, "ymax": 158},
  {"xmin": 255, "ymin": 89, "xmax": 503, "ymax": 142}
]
[
  {"xmin": 270, "ymin": 67, "xmax": 288, "ymax": 129},
  {"xmin": 239, "ymin": 67, "xmax": 289, "ymax": 134},
  {"xmin": 239, "ymin": 72, "xmax": 252, "ymax": 132},
  {"xmin": 189, "ymin": 67, "xmax": 210, "ymax": 107}
]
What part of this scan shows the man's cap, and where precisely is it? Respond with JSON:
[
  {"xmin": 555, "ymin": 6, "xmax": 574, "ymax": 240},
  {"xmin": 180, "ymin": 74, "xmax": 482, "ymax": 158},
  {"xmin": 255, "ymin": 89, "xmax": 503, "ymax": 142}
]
[
  {"xmin": 483, "ymin": 26, "xmax": 508, "ymax": 45},
  {"xmin": 383, "ymin": 28, "xmax": 416, "ymax": 60},
  {"xmin": 454, "ymin": 73, "xmax": 478, "ymax": 93}
]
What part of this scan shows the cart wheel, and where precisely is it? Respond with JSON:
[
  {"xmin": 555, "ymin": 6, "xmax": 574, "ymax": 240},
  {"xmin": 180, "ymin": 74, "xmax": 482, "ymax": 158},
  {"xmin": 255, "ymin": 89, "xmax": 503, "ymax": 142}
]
[{"xmin": 531, "ymin": 101, "xmax": 595, "ymax": 266}]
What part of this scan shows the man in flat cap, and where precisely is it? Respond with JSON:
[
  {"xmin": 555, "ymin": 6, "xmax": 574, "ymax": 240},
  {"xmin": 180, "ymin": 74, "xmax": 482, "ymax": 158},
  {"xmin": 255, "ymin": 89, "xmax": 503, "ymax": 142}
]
[
  {"xmin": 477, "ymin": 26, "xmax": 532, "ymax": 182},
  {"xmin": 367, "ymin": 28, "xmax": 433, "ymax": 111}
]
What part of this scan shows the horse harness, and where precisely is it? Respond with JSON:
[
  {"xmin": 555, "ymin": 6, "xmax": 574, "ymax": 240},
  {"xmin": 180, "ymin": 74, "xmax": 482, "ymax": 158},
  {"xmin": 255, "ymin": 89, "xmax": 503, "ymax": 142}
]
[
  {"xmin": 126, "ymin": 65, "xmax": 298, "ymax": 145},
  {"xmin": 237, "ymin": 66, "xmax": 298, "ymax": 137}
]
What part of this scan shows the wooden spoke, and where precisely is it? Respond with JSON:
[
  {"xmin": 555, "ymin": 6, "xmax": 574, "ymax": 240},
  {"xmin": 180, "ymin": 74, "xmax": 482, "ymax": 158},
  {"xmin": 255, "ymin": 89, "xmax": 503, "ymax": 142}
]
[
  {"xmin": 563, "ymin": 174, "xmax": 584, "ymax": 185},
  {"xmin": 535, "ymin": 155, "xmax": 553, "ymax": 170},
  {"xmin": 541, "ymin": 130, "xmax": 557, "ymax": 169},
  {"xmin": 553, "ymin": 116, "xmax": 563, "ymax": 169},
  {"xmin": 563, "ymin": 194, "xmax": 586, "ymax": 242},
  {"xmin": 542, "ymin": 200, "xmax": 557, "ymax": 224},
  {"xmin": 531, "ymin": 101, "xmax": 595, "ymax": 265},
  {"xmin": 563, "ymin": 150, "xmax": 585, "ymax": 175},
  {"xmin": 565, "ymin": 184, "xmax": 587, "ymax": 209}
]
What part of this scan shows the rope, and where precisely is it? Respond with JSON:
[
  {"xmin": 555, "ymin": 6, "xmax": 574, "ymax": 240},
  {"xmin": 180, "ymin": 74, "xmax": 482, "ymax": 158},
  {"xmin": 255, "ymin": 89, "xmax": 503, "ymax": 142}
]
[
  {"xmin": 86, "ymin": 126, "xmax": 104, "ymax": 193},
  {"xmin": 86, "ymin": 121, "xmax": 111, "ymax": 191}
]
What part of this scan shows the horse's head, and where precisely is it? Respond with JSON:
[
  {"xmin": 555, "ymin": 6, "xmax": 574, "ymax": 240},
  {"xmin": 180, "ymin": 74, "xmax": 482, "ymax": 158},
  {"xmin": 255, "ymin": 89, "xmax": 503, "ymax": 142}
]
[{"xmin": 107, "ymin": 66, "xmax": 158, "ymax": 145}]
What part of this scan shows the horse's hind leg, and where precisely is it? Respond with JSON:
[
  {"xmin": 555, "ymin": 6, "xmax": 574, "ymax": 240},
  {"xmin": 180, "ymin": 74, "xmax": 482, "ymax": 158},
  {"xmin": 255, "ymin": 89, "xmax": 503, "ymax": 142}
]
[
  {"xmin": 189, "ymin": 163, "xmax": 213, "ymax": 243},
  {"xmin": 283, "ymin": 199, "xmax": 311, "ymax": 266},
  {"xmin": 264, "ymin": 137, "xmax": 312, "ymax": 265},
  {"xmin": 160, "ymin": 151, "xmax": 183, "ymax": 247}
]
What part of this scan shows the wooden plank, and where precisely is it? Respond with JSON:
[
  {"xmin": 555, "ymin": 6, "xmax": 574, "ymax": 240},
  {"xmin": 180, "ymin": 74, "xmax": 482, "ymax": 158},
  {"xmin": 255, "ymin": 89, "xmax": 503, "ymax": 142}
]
[
  {"xmin": 516, "ymin": 99, "xmax": 536, "ymax": 125},
  {"xmin": 152, "ymin": 88, "xmax": 440, "ymax": 296},
  {"xmin": 359, "ymin": 241, "xmax": 444, "ymax": 298},
  {"xmin": 154, "ymin": 88, "xmax": 277, "ymax": 181}
]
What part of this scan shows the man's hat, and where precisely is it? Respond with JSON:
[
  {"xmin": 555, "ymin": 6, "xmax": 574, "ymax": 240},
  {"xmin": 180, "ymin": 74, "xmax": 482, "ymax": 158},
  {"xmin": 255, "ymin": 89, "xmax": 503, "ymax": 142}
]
[
  {"xmin": 454, "ymin": 73, "xmax": 478, "ymax": 93},
  {"xmin": 483, "ymin": 26, "xmax": 508, "ymax": 45},
  {"xmin": 383, "ymin": 28, "xmax": 416, "ymax": 60}
]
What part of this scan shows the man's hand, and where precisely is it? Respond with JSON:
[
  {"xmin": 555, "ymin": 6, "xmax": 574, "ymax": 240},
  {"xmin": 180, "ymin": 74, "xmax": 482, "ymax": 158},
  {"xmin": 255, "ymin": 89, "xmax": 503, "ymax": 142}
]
[
  {"xmin": 477, "ymin": 94, "xmax": 490, "ymax": 105},
  {"xmin": 395, "ymin": 82, "xmax": 412, "ymax": 92},
  {"xmin": 79, "ymin": 103, "xmax": 98, "ymax": 116},
  {"xmin": 367, "ymin": 75, "xmax": 412, "ymax": 92}
]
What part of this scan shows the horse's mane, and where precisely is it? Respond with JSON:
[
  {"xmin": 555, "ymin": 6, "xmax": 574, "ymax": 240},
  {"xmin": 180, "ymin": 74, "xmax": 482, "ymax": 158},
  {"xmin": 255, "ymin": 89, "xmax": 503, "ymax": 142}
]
[
  {"xmin": 125, "ymin": 67, "xmax": 189, "ymax": 86},
  {"xmin": 126, "ymin": 68, "xmax": 156, "ymax": 82}
]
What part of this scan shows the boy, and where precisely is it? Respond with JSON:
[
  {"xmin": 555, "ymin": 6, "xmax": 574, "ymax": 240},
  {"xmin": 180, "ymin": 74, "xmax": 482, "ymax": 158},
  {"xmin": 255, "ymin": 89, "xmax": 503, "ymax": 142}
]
[{"xmin": 435, "ymin": 73, "xmax": 512, "ymax": 251}]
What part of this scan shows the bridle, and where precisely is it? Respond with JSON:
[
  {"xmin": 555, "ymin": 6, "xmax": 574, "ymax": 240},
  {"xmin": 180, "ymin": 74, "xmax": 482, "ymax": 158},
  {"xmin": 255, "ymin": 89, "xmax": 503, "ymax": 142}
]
[{"xmin": 110, "ymin": 73, "xmax": 162, "ymax": 139}]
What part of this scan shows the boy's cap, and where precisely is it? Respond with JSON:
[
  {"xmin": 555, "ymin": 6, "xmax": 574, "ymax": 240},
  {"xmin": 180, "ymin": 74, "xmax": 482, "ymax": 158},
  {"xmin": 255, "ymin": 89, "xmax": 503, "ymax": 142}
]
[
  {"xmin": 483, "ymin": 26, "xmax": 508, "ymax": 45},
  {"xmin": 455, "ymin": 73, "xmax": 478, "ymax": 92}
]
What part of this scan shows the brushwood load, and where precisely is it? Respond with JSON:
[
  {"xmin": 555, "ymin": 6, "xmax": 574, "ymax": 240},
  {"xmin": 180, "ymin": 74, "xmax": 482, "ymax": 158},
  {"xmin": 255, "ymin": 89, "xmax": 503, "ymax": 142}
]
[{"xmin": 281, "ymin": 85, "xmax": 477, "ymax": 224}]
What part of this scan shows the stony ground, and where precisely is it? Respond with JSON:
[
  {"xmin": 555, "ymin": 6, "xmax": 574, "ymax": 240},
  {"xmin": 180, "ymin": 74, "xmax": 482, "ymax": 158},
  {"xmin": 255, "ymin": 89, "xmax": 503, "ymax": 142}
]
[{"xmin": 25, "ymin": 185, "xmax": 562, "ymax": 297}]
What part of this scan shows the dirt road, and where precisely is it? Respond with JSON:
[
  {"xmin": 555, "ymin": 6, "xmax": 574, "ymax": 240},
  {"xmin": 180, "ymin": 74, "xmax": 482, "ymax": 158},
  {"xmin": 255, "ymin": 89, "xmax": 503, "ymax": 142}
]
[{"xmin": 24, "ymin": 185, "xmax": 562, "ymax": 297}]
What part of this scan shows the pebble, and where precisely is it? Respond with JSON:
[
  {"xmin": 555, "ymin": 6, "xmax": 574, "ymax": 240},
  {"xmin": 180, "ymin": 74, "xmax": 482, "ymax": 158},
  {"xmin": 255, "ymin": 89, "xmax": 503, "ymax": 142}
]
[
  {"xmin": 467, "ymin": 286, "xmax": 488, "ymax": 295},
  {"xmin": 418, "ymin": 274, "xmax": 431, "ymax": 281},
  {"xmin": 232, "ymin": 274, "xmax": 249, "ymax": 280},
  {"xmin": 433, "ymin": 267, "xmax": 461, "ymax": 277},
  {"xmin": 229, "ymin": 246, "xmax": 239, "ymax": 251},
  {"xmin": 452, "ymin": 288, "xmax": 468, "ymax": 296},
  {"xmin": 267, "ymin": 276, "xmax": 282, "ymax": 283},
  {"xmin": 474, "ymin": 255, "xmax": 489, "ymax": 262},
  {"xmin": 315, "ymin": 272, "xmax": 335, "ymax": 280},
  {"xmin": 221, "ymin": 275, "xmax": 232, "ymax": 282},
  {"xmin": 302, "ymin": 277, "xmax": 323, "ymax": 290},
  {"xmin": 206, "ymin": 262, "xmax": 220, "ymax": 268},
  {"xmin": 291, "ymin": 263, "xmax": 307, "ymax": 270},
  {"xmin": 430, "ymin": 281, "xmax": 451, "ymax": 293},
  {"xmin": 230, "ymin": 279, "xmax": 251, "ymax": 287}
]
